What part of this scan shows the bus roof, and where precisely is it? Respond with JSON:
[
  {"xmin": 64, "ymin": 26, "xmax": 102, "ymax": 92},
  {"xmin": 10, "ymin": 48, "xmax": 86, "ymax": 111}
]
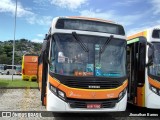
[
  {"xmin": 127, "ymin": 31, "xmax": 147, "ymax": 40},
  {"xmin": 4, "ymin": 65, "xmax": 16, "ymax": 66},
  {"xmin": 127, "ymin": 25, "xmax": 160, "ymax": 40},
  {"xmin": 23, "ymin": 54, "xmax": 38, "ymax": 56}
]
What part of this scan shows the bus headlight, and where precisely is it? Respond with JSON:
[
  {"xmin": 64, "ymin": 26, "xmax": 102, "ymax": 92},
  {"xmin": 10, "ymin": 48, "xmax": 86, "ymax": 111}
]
[
  {"xmin": 149, "ymin": 84, "xmax": 160, "ymax": 96},
  {"xmin": 119, "ymin": 92, "xmax": 123, "ymax": 99},
  {"xmin": 118, "ymin": 88, "xmax": 126, "ymax": 101},
  {"xmin": 50, "ymin": 84, "xmax": 57, "ymax": 95},
  {"xmin": 151, "ymin": 86, "xmax": 157, "ymax": 93},
  {"xmin": 58, "ymin": 90, "xmax": 65, "ymax": 100},
  {"xmin": 49, "ymin": 84, "xmax": 66, "ymax": 101}
]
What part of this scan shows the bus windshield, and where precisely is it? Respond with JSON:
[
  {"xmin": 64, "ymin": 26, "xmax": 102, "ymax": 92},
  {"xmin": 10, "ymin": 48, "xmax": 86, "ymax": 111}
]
[
  {"xmin": 149, "ymin": 43, "xmax": 160, "ymax": 77},
  {"xmin": 16, "ymin": 66, "xmax": 21, "ymax": 71},
  {"xmin": 50, "ymin": 33, "xmax": 126, "ymax": 77}
]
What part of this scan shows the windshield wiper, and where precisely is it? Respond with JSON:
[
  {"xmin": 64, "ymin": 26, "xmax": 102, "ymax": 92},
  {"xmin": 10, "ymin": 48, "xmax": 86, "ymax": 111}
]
[
  {"xmin": 100, "ymin": 35, "xmax": 114, "ymax": 54},
  {"xmin": 72, "ymin": 32, "xmax": 89, "ymax": 52}
]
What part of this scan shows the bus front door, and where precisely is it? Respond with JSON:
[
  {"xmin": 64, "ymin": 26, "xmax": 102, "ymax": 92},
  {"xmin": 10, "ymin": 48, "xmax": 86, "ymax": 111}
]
[
  {"xmin": 127, "ymin": 43, "xmax": 138, "ymax": 104},
  {"xmin": 127, "ymin": 38, "xmax": 146, "ymax": 106}
]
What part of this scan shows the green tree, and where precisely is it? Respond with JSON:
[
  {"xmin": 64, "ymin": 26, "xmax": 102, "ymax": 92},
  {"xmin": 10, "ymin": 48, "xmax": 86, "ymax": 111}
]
[{"xmin": 0, "ymin": 39, "xmax": 41, "ymax": 65}]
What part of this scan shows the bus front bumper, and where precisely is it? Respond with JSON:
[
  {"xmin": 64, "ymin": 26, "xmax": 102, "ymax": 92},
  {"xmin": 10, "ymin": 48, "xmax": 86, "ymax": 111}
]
[
  {"xmin": 146, "ymin": 92, "xmax": 160, "ymax": 109},
  {"xmin": 46, "ymin": 88, "xmax": 127, "ymax": 112}
]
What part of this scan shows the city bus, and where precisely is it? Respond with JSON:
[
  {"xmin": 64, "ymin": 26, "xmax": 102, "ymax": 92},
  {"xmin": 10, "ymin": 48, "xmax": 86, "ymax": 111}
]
[
  {"xmin": 127, "ymin": 25, "xmax": 160, "ymax": 109},
  {"xmin": 38, "ymin": 16, "xmax": 128, "ymax": 112},
  {"xmin": 22, "ymin": 54, "xmax": 38, "ymax": 81}
]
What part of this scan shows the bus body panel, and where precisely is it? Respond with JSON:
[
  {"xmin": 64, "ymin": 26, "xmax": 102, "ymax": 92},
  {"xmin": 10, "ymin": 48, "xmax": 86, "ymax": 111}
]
[
  {"xmin": 145, "ymin": 76, "xmax": 160, "ymax": 109},
  {"xmin": 49, "ymin": 75, "xmax": 128, "ymax": 100},
  {"xmin": 22, "ymin": 55, "xmax": 38, "ymax": 80},
  {"xmin": 46, "ymin": 87, "xmax": 127, "ymax": 112},
  {"xmin": 38, "ymin": 63, "xmax": 43, "ymax": 91},
  {"xmin": 136, "ymin": 85, "xmax": 145, "ymax": 107},
  {"xmin": 146, "ymin": 91, "xmax": 160, "ymax": 109},
  {"xmin": 1, "ymin": 69, "xmax": 17, "ymax": 75}
]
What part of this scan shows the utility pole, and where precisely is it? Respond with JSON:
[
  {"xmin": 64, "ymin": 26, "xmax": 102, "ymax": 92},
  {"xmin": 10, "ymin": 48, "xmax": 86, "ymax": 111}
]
[{"xmin": 12, "ymin": 0, "xmax": 17, "ymax": 81}]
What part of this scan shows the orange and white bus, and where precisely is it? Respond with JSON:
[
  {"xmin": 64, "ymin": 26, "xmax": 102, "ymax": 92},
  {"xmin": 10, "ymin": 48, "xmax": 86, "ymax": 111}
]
[
  {"xmin": 127, "ymin": 25, "xmax": 160, "ymax": 109},
  {"xmin": 38, "ymin": 16, "xmax": 128, "ymax": 112},
  {"xmin": 22, "ymin": 54, "xmax": 38, "ymax": 81}
]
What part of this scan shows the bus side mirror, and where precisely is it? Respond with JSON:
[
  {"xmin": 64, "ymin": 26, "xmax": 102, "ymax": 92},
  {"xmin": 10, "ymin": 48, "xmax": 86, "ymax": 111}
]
[{"xmin": 146, "ymin": 42, "xmax": 154, "ymax": 67}]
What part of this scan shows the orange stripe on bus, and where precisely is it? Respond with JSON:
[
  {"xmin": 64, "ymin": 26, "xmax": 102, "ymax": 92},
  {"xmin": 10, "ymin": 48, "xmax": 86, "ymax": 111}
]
[
  {"xmin": 136, "ymin": 85, "xmax": 145, "ymax": 107},
  {"xmin": 44, "ymin": 97, "xmax": 46, "ymax": 106},
  {"xmin": 49, "ymin": 75, "xmax": 128, "ymax": 100},
  {"xmin": 38, "ymin": 64, "xmax": 43, "ymax": 91},
  {"xmin": 148, "ymin": 77, "xmax": 160, "ymax": 89},
  {"xmin": 68, "ymin": 16, "xmax": 114, "ymax": 24},
  {"xmin": 127, "ymin": 31, "xmax": 147, "ymax": 40},
  {"xmin": 48, "ymin": 75, "xmax": 61, "ymax": 87}
]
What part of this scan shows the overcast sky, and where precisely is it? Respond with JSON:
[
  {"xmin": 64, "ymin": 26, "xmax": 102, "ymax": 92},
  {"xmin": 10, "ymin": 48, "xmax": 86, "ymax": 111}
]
[{"xmin": 0, "ymin": 0, "xmax": 160, "ymax": 42}]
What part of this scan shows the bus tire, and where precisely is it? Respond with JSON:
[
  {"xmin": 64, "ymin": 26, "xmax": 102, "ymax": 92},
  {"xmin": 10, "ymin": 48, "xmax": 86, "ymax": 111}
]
[{"xmin": 7, "ymin": 71, "xmax": 9, "ymax": 75}]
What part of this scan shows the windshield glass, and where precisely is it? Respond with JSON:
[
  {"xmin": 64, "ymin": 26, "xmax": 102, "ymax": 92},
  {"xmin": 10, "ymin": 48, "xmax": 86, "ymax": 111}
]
[
  {"xmin": 149, "ymin": 43, "xmax": 160, "ymax": 77},
  {"xmin": 16, "ymin": 66, "xmax": 22, "ymax": 72},
  {"xmin": 152, "ymin": 30, "xmax": 160, "ymax": 38},
  {"xmin": 50, "ymin": 33, "xmax": 126, "ymax": 77}
]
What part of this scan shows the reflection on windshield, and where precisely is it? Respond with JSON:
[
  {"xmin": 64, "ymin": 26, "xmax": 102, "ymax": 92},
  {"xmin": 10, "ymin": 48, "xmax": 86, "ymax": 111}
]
[
  {"xmin": 95, "ymin": 38, "xmax": 126, "ymax": 77},
  {"xmin": 149, "ymin": 43, "xmax": 160, "ymax": 77},
  {"xmin": 50, "ymin": 34, "xmax": 126, "ymax": 78}
]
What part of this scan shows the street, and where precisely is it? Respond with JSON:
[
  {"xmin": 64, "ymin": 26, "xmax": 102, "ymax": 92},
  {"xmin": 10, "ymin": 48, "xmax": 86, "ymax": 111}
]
[{"xmin": 0, "ymin": 75, "xmax": 22, "ymax": 80}]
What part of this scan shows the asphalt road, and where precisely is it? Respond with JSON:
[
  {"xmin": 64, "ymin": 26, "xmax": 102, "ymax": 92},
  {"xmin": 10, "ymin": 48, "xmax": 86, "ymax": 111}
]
[
  {"xmin": 0, "ymin": 75, "xmax": 22, "ymax": 80},
  {"xmin": 0, "ymin": 89, "xmax": 159, "ymax": 120}
]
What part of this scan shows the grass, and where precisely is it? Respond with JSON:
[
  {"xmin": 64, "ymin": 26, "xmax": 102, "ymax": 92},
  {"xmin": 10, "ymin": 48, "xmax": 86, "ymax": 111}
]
[{"xmin": 0, "ymin": 79, "xmax": 38, "ymax": 88}]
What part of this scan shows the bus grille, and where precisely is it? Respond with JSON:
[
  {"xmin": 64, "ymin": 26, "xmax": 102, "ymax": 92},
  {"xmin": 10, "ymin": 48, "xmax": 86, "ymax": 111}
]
[
  {"xmin": 68, "ymin": 99, "xmax": 117, "ymax": 108},
  {"xmin": 64, "ymin": 79, "xmax": 120, "ymax": 89}
]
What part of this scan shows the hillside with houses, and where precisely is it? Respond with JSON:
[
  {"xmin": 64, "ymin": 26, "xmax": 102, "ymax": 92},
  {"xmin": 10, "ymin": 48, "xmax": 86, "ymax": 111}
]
[{"xmin": 0, "ymin": 39, "xmax": 42, "ymax": 65}]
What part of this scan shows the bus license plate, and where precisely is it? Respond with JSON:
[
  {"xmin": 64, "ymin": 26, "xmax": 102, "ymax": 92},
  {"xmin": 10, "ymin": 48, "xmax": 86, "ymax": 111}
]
[{"xmin": 87, "ymin": 104, "xmax": 101, "ymax": 109}]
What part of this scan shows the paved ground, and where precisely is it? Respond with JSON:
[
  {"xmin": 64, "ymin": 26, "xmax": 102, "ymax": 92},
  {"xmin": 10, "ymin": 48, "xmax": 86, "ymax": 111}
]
[
  {"xmin": 0, "ymin": 89, "xmax": 52, "ymax": 120},
  {"xmin": 0, "ymin": 75, "xmax": 22, "ymax": 80},
  {"xmin": 0, "ymin": 89, "xmax": 159, "ymax": 120}
]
